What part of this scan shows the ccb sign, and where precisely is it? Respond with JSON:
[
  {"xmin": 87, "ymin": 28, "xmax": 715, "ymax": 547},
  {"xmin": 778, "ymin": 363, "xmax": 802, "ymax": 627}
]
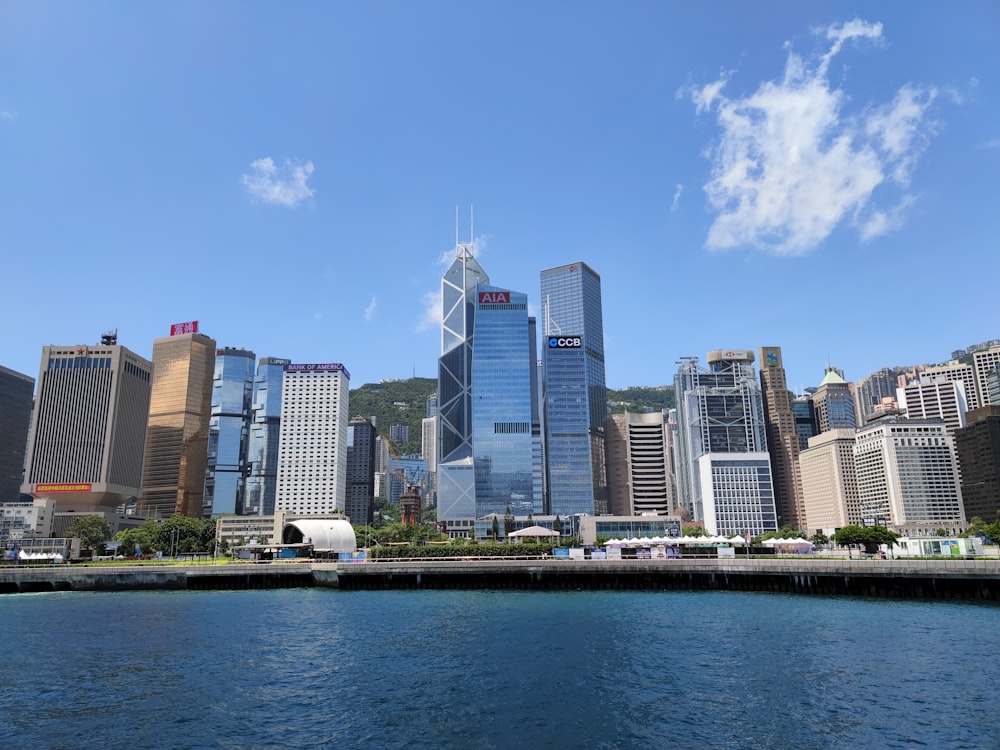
[{"xmin": 548, "ymin": 337, "xmax": 582, "ymax": 349}]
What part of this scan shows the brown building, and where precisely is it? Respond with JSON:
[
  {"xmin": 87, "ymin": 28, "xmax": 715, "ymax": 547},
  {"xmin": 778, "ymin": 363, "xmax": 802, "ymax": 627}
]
[
  {"xmin": 758, "ymin": 347, "xmax": 805, "ymax": 530},
  {"xmin": 954, "ymin": 405, "xmax": 1000, "ymax": 524},
  {"xmin": 604, "ymin": 411, "xmax": 672, "ymax": 517},
  {"xmin": 139, "ymin": 325, "xmax": 215, "ymax": 517}
]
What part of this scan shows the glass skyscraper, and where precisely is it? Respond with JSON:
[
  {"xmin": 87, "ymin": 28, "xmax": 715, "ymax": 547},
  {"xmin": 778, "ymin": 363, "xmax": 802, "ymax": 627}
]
[
  {"xmin": 540, "ymin": 261, "xmax": 607, "ymax": 517},
  {"xmin": 436, "ymin": 241, "xmax": 488, "ymax": 523},
  {"xmin": 0, "ymin": 365, "xmax": 34, "ymax": 502},
  {"xmin": 204, "ymin": 347, "xmax": 255, "ymax": 517},
  {"xmin": 244, "ymin": 357, "xmax": 289, "ymax": 516},
  {"xmin": 472, "ymin": 284, "xmax": 535, "ymax": 517}
]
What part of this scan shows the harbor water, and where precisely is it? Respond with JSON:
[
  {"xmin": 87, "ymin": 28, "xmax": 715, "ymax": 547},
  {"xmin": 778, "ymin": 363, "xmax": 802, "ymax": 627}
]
[{"xmin": 0, "ymin": 589, "xmax": 995, "ymax": 749}]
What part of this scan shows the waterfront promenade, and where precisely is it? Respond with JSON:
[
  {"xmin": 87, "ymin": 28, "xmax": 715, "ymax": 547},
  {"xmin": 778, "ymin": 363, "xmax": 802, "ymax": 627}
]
[{"xmin": 2, "ymin": 556, "xmax": 999, "ymax": 599}]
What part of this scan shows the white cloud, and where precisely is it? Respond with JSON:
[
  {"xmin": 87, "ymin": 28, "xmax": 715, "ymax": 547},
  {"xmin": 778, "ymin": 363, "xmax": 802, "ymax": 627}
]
[
  {"xmin": 416, "ymin": 290, "xmax": 442, "ymax": 333},
  {"xmin": 670, "ymin": 184, "xmax": 684, "ymax": 212},
  {"xmin": 0, "ymin": 109, "xmax": 16, "ymax": 120},
  {"xmin": 242, "ymin": 157, "xmax": 314, "ymax": 207},
  {"xmin": 364, "ymin": 295, "xmax": 377, "ymax": 321},
  {"xmin": 691, "ymin": 18, "xmax": 938, "ymax": 255},
  {"xmin": 978, "ymin": 138, "xmax": 1000, "ymax": 150}
]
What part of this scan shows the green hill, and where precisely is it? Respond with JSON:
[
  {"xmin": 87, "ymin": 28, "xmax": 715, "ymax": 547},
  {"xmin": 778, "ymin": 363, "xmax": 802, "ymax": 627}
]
[
  {"xmin": 349, "ymin": 377, "xmax": 437, "ymax": 455},
  {"xmin": 350, "ymin": 378, "xmax": 676, "ymax": 455}
]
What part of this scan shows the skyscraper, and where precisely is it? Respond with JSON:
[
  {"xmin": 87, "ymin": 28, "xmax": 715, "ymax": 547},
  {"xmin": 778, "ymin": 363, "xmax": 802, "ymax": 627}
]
[
  {"xmin": 471, "ymin": 284, "xmax": 535, "ymax": 517},
  {"xmin": 758, "ymin": 346, "xmax": 806, "ymax": 530},
  {"xmin": 954, "ymin": 405, "xmax": 1000, "ymax": 523},
  {"xmin": 674, "ymin": 350, "xmax": 778, "ymax": 536},
  {"xmin": 541, "ymin": 261, "xmax": 607, "ymax": 516},
  {"xmin": 244, "ymin": 357, "xmax": 289, "ymax": 516},
  {"xmin": 604, "ymin": 411, "xmax": 671, "ymax": 516},
  {"xmin": 346, "ymin": 416, "xmax": 377, "ymax": 526},
  {"xmin": 436, "ymin": 240, "xmax": 488, "ymax": 525},
  {"xmin": 812, "ymin": 367, "xmax": 857, "ymax": 433},
  {"xmin": 854, "ymin": 367, "xmax": 899, "ymax": 426},
  {"xmin": 897, "ymin": 378, "xmax": 968, "ymax": 436},
  {"xmin": 0, "ymin": 365, "xmax": 34, "ymax": 502},
  {"xmin": 798, "ymin": 429, "xmax": 861, "ymax": 533},
  {"xmin": 139, "ymin": 324, "xmax": 216, "ymax": 517},
  {"xmin": 23, "ymin": 338, "xmax": 152, "ymax": 511},
  {"xmin": 855, "ymin": 416, "xmax": 964, "ymax": 535},
  {"xmin": 204, "ymin": 347, "xmax": 255, "ymax": 517},
  {"xmin": 275, "ymin": 363, "xmax": 350, "ymax": 516}
]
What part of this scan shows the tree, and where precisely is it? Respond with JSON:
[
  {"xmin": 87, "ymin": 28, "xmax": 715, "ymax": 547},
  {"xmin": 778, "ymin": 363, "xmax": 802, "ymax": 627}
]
[
  {"xmin": 491, "ymin": 516, "xmax": 499, "ymax": 541},
  {"xmin": 682, "ymin": 525, "xmax": 706, "ymax": 538},
  {"xmin": 833, "ymin": 525, "xmax": 899, "ymax": 555},
  {"xmin": 553, "ymin": 515, "xmax": 562, "ymax": 534},
  {"xmin": 114, "ymin": 519, "xmax": 160, "ymax": 556},
  {"xmin": 65, "ymin": 515, "xmax": 112, "ymax": 555},
  {"xmin": 503, "ymin": 506, "xmax": 513, "ymax": 538},
  {"xmin": 935, "ymin": 528, "xmax": 948, "ymax": 537},
  {"xmin": 810, "ymin": 532, "xmax": 829, "ymax": 546}
]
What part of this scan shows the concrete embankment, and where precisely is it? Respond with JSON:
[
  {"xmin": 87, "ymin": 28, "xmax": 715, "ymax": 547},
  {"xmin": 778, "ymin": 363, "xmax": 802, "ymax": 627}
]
[{"xmin": 2, "ymin": 558, "xmax": 1000, "ymax": 600}]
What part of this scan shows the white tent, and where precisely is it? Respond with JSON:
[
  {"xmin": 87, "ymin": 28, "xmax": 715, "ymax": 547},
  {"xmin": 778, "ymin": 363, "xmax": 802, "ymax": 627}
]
[{"xmin": 507, "ymin": 525, "xmax": 560, "ymax": 538}]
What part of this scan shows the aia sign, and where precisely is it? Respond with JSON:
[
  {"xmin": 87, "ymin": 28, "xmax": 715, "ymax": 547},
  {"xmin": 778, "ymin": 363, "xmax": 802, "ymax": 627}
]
[{"xmin": 478, "ymin": 291, "xmax": 510, "ymax": 304}]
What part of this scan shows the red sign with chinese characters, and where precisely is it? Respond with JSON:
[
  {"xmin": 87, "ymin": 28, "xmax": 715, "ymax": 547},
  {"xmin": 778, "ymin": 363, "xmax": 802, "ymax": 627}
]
[{"xmin": 170, "ymin": 321, "xmax": 199, "ymax": 336}]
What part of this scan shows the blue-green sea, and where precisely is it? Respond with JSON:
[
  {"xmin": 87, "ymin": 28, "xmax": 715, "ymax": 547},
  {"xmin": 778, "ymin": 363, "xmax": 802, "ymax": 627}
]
[{"xmin": 0, "ymin": 589, "xmax": 995, "ymax": 749}]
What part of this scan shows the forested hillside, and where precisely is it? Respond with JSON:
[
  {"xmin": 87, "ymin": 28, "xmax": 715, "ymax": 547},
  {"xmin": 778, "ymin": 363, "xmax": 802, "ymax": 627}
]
[{"xmin": 349, "ymin": 378, "xmax": 676, "ymax": 456}]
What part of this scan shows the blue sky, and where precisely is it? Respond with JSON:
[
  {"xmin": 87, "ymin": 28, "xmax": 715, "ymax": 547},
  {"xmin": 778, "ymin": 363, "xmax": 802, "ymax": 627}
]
[{"xmin": 2, "ymin": 2, "xmax": 997, "ymax": 393}]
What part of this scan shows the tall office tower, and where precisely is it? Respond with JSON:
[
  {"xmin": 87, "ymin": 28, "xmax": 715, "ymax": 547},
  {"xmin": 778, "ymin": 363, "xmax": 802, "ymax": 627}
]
[
  {"xmin": 139, "ymin": 324, "xmax": 216, "ymax": 518},
  {"xmin": 0, "ymin": 365, "xmax": 35, "ymax": 501},
  {"xmin": 798, "ymin": 429, "xmax": 861, "ymax": 533},
  {"xmin": 425, "ymin": 392, "xmax": 437, "ymax": 418},
  {"xmin": 811, "ymin": 367, "xmax": 857, "ymax": 434},
  {"xmin": 421, "ymin": 417, "xmax": 437, "ymax": 470},
  {"xmin": 204, "ymin": 347, "xmax": 255, "ymax": 517},
  {"xmin": 389, "ymin": 424, "xmax": 410, "ymax": 444},
  {"xmin": 972, "ymin": 346, "xmax": 1000, "ymax": 406},
  {"xmin": 674, "ymin": 351, "xmax": 778, "ymax": 536},
  {"xmin": 604, "ymin": 412, "xmax": 671, "ymax": 516},
  {"xmin": 791, "ymin": 396, "xmax": 817, "ymax": 450},
  {"xmin": 988, "ymin": 369, "xmax": 1000, "ymax": 406},
  {"xmin": 436, "ymin": 239, "xmax": 488, "ymax": 523},
  {"xmin": 275, "ymin": 363, "xmax": 350, "ymax": 515},
  {"xmin": 535, "ymin": 358, "xmax": 548, "ymax": 511},
  {"xmin": 527, "ymin": 317, "xmax": 544, "ymax": 516},
  {"xmin": 244, "ymin": 357, "xmax": 289, "ymax": 516},
  {"xmin": 854, "ymin": 367, "xmax": 899, "ymax": 426},
  {"xmin": 471, "ymin": 284, "xmax": 536, "ymax": 517},
  {"xmin": 854, "ymin": 416, "xmax": 965, "ymax": 535},
  {"xmin": 954, "ymin": 406, "xmax": 1000, "ymax": 523},
  {"xmin": 23, "ymin": 338, "xmax": 152, "ymax": 511},
  {"xmin": 346, "ymin": 416, "xmax": 377, "ymax": 526},
  {"xmin": 758, "ymin": 347, "xmax": 806, "ymax": 530},
  {"xmin": 923, "ymin": 360, "xmax": 979, "ymax": 412},
  {"xmin": 541, "ymin": 261, "xmax": 607, "ymax": 516},
  {"xmin": 897, "ymin": 378, "xmax": 968, "ymax": 436}
]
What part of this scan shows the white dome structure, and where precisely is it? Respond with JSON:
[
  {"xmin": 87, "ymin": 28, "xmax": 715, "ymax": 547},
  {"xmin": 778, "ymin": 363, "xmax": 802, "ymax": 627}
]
[{"xmin": 282, "ymin": 519, "xmax": 357, "ymax": 553}]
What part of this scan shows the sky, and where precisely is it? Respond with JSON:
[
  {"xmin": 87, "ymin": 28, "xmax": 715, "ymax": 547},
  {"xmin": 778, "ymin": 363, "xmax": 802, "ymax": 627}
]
[{"xmin": 2, "ymin": 2, "xmax": 998, "ymax": 393}]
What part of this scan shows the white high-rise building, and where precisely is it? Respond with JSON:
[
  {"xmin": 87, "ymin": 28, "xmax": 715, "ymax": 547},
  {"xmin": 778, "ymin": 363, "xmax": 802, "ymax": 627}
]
[
  {"xmin": 972, "ymin": 347, "xmax": 1000, "ymax": 407},
  {"xmin": 923, "ymin": 360, "xmax": 979, "ymax": 412},
  {"xmin": 854, "ymin": 416, "xmax": 965, "ymax": 535},
  {"xmin": 896, "ymin": 378, "xmax": 968, "ymax": 436},
  {"xmin": 674, "ymin": 350, "xmax": 778, "ymax": 536},
  {"xmin": 275, "ymin": 363, "xmax": 350, "ymax": 516}
]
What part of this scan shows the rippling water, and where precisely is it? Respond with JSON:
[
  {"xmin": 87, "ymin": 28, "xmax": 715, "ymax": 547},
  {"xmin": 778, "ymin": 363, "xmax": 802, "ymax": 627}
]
[{"xmin": 1, "ymin": 589, "xmax": 996, "ymax": 749}]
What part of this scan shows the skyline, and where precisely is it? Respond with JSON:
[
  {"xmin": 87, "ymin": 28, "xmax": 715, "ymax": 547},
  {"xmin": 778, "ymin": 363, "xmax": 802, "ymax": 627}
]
[{"xmin": 2, "ymin": 3, "xmax": 998, "ymax": 393}]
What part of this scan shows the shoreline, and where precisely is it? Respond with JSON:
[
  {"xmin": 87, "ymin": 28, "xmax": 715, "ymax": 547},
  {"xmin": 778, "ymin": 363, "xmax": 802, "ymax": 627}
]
[{"xmin": 3, "ymin": 557, "xmax": 1000, "ymax": 600}]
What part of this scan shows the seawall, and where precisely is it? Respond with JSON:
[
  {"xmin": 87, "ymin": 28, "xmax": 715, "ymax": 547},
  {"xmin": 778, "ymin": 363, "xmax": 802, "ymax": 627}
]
[{"xmin": 2, "ymin": 558, "xmax": 1000, "ymax": 600}]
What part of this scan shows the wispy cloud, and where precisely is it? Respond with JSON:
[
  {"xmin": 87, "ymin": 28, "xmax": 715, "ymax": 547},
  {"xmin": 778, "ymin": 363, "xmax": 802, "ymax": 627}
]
[
  {"xmin": 0, "ymin": 109, "xmax": 17, "ymax": 120},
  {"xmin": 978, "ymin": 138, "xmax": 1000, "ymax": 150},
  {"xmin": 242, "ymin": 157, "xmax": 314, "ymax": 207},
  {"xmin": 670, "ymin": 184, "xmax": 684, "ymax": 213},
  {"xmin": 416, "ymin": 290, "xmax": 442, "ymax": 333},
  {"xmin": 690, "ymin": 19, "xmax": 938, "ymax": 255},
  {"xmin": 364, "ymin": 295, "xmax": 377, "ymax": 321}
]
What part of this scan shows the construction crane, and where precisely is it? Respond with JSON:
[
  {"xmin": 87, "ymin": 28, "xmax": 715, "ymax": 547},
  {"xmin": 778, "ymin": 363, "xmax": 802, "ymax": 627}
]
[{"xmin": 381, "ymin": 436, "xmax": 424, "ymax": 525}]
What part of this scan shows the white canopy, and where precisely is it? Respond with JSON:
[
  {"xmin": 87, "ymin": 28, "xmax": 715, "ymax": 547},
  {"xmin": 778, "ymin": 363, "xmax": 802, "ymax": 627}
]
[{"xmin": 508, "ymin": 525, "xmax": 560, "ymax": 538}]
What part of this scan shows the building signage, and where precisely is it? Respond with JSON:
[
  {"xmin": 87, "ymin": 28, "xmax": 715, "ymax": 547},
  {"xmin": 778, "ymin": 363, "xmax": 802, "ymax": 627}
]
[
  {"xmin": 267, "ymin": 358, "xmax": 292, "ymax": 366},
  {"xmin": 548, "ymin": 336, "xmax": 582, "ymax": 349},
  {"xmin": 765, "ymin": 350, "xmax": 779, "ymax": 368},
  {"xmin": 478, "ymin": 291, "xmax": 510, "ymax": 304},
  {"xmin": 36, "ymin": 483, "xmax": 92, "ymax": 493},
  {"xmin": 170, "ymin": 320, "xmax": 199, "ymax": 336},
  {"xmin": 284, "ymin": 363, "xmax": 350, "ymax": 378}
]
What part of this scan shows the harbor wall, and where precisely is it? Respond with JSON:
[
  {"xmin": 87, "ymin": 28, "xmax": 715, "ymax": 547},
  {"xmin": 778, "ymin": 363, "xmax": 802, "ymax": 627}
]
[{"xmin": 2, "ymin": 558, "xmax": 1000, "ymax": 600}]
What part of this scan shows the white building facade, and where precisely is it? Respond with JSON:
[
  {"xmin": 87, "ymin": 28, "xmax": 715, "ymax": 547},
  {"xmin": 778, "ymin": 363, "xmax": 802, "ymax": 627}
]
[{"xmin": 275, "ymin": 363, "xmax": 350, "ymax": 516}]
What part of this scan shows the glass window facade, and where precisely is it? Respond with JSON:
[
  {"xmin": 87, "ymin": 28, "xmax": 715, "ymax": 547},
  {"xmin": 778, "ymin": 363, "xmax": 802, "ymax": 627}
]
[
  {"xmin": 472, "ymin": 284, "xmax": 535, "ymax": 517},
  {"xmin": 245, "ymin": 357, "xmax": 289, "ymax": 516},
  {"xmin": 541, "ymin": 262, "xmax": 607, "ymax": 516},
  {"xmin": 204, "ymin": 348, "xmax": 255, "ymax": 517}
]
